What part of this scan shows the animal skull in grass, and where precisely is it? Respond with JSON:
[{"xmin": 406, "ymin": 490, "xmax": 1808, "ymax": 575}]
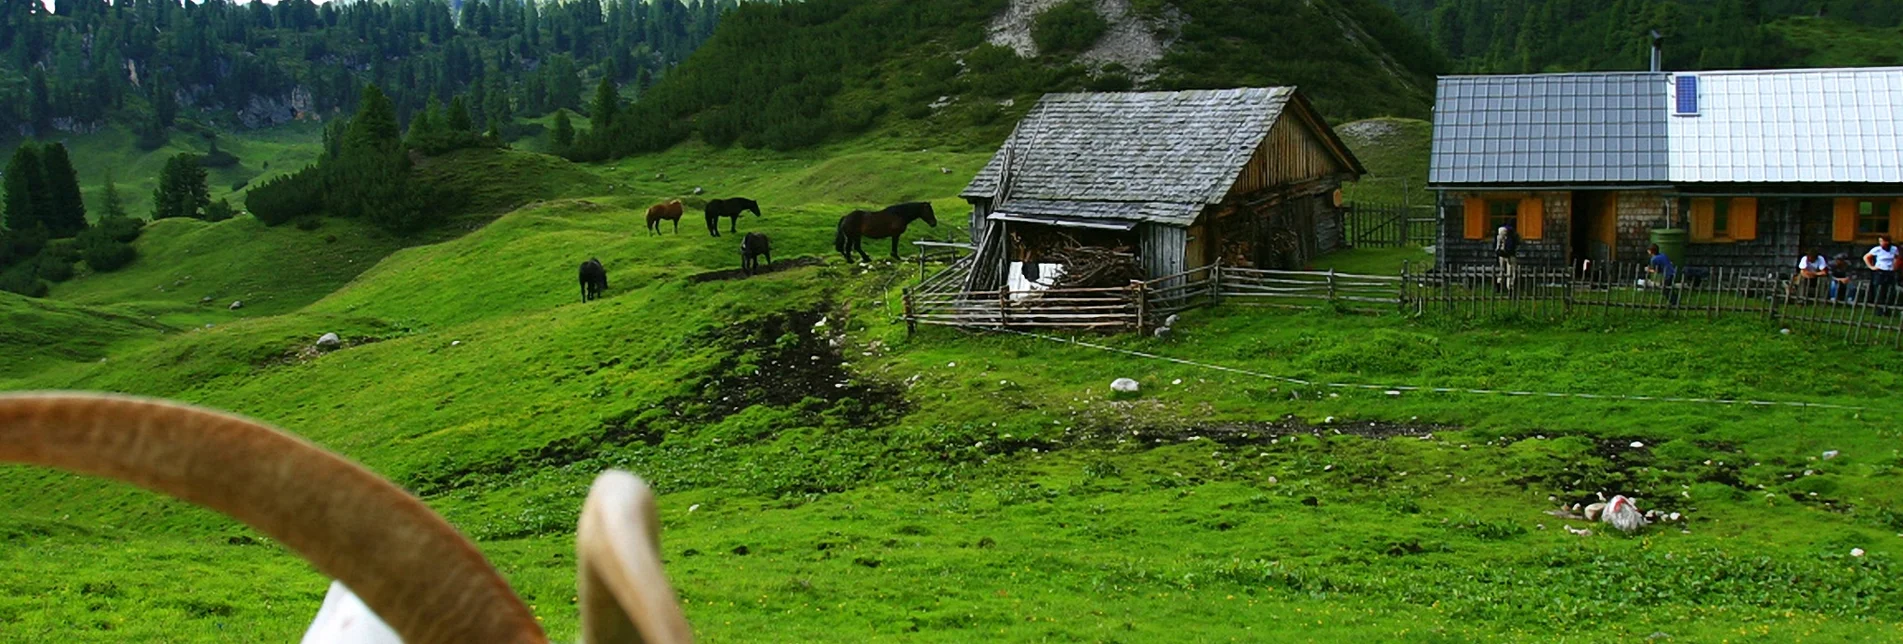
[{"xmin": 0, "ymin": 392, "xmax": 692, "ymax": 644}]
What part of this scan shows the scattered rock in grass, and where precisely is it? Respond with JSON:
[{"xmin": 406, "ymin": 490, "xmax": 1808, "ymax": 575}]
[
  {"xmin": 1153, "ymin": 326, "xmax": 1172, "ymax": 339},
  {"xmin": 1823, "ymin": 450, "xmax": 1840, "ymax": 460},
  {"xmin": 1163, "ymin": 314, "xmax": 1180, "ymax": 327},
  {"xmin": 1111, "ymin": 378, "xmax": 1140, "ymax": 393},
  {"xmin": 200, "ymin": 296, "xmax": 213, "ymax": 304},
  {"xmin": 1564, "ymin": 525, "xmax": 1591, "ymax": 536},
  {"xmin": 316, "ymin": 333, "xmax": 341, "ymax": 350},
  {"xmin": 1300, "ymin": 496, "xmax": 1320, "ymax": 506},
  {"xmin": 1630, "ymin": 441, "xmax": 1645, "ymax": 448},
  {"xmin": 451, "ymin": 340, "xmax": 461, "ymax": 346},
  {"xmin": 732, "ymin": 545, "xmax": 750, "ymax": 556},
  {"xmin": 229, "ymin": 300, "xmax": 243, "ymax": 310},
  {"xmin": 1852, "ymin": 548, "xmax": 1866, "ymax": 557},
  {"xmin": 688, "ymin": 504, "xmax": 701, "ymax": 513},
  {"xmin": 692, "ymin": 186, "xmax": 704, "ymax": 195}
]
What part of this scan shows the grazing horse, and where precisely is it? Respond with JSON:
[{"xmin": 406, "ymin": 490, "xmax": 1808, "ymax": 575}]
[
  {"xmin": 740, "ymin": 233, "xmax": 772, "ymax": 276},
  {"xmin": 834, "ymin": 201, "xmax": 938, "ymax": 263},
  {"xmin": 578, "ymin": 258, "xmax": 607, "ymax": 302},
  {"xmin": 645, "ymin": 200, "xmax": 684, "ymax": 235},
  {"xmin": 704, "ymin": 198, "xmax": 761, "ymax": 237}
]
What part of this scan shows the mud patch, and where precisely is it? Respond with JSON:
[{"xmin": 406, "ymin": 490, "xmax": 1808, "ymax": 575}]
[
  {"xmin": 256, "ymin": 336, "xmax": 389, "ymax": 370},
  {"xmin": 688, "ymin": 256, "xmax": 822, "ymax": 283},
  {"xmin": 1088, "ymin": 414, "xmax": 1451, "ymax": 448}
]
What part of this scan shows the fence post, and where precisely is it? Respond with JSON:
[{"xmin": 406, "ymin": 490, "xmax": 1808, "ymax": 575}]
[
  {"xmin": 1210, "ymin": 263, "xmax": 1223, "ymax": 308},
  {"xmin": 1133, "ymin": 279, "xmax": 1148, "ymax": 334},
  {"xmin": 904, "ymin": 288, "xmax": 917, "ymax": 336},
  {"xmin": 917, "ymin": 244, "xmax": 926, "ymax": 282},
  {"xmin": 1400, "ymin": 260, "xmax": 1410, "ymax": 314},
  {"xmin": 998, "ymin": 288, "xmax": 1010, "ymax": 329},
  {"xmin": 1327, "ymin": 268, "xmax": 1337, "ymax": 306},
  {"xmin": 1767, "ymin": 272, "xmax": 1781, "ymax": 323}
]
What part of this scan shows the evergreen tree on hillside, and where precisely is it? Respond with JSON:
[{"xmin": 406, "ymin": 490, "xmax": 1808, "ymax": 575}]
[
  {"xmin": 553, "ymin": 109, "xmax": 575, "ymax": 149},
  {"xmin": 591, "ymin": 77, "xmax": 618, "ymax": 131},
  {"xmin": 3, "ymin": 144, "xmax": 44, "ymax": 232},
  {"xmin": 446, "ymin": 95, "xmax": 475, "ymax": 132},
  {"xmin": 99, "ymin": 169, "xmax": 127, "ymax": 220},
  {"xmin": 38, "ymin": 143, "xmax": 87, "ymax": 238},
  {"xmin": 151, "ymin": 154, "xmax": 209, "ymax": 220}
]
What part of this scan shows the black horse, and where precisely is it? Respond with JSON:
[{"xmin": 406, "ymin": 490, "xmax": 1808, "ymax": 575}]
[
  {"xmin": 578, "ymin": 258, "xmax": 607, "ymax": 302},
  {"xmin": 834, "ymin": 201, "xmax": 938, "ymax": 263},
  {"xmin": 704, "ymin": 197, "xmax": 761, "ymax": 237},
  {"xmin": 740, "ymin": 232, "xmax": 772, "ymax": 276}
]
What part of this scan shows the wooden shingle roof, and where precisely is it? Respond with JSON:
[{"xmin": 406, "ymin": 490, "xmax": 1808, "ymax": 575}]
[{"xmin": 963, "ymin": 87, "xmax": 1330, "ymax": 225}]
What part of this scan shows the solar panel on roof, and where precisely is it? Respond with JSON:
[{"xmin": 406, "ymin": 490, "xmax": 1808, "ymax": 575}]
[{"xmin": 1675, "ymin": 75, "xmax": 1699, "ymax": 116}]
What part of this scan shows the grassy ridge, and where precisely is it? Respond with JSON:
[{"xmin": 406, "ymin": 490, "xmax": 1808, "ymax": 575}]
[{"xmin": 5, "ymin": 138, "xmax": 1903, "ymax": 642}]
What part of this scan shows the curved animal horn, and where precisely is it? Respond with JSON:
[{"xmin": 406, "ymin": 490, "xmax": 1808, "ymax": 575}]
[
  {"xmin": 577, "ymin": 471, "xmax": 694, "ymax": 644},
  {"xmin": 0, "ymin": 392, "xmax": 544, "ymax": 644}
]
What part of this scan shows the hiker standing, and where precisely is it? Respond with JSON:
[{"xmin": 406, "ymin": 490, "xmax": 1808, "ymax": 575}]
[
  {"xmin": 1494, "ymin": 224, "xmax": 1519, "ymax": 292},
  {"xmin": 1866, "ymin": 234, "xmax": 1898, "ymax": 307}
]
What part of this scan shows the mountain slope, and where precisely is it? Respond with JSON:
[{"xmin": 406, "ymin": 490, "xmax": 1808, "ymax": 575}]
[{"xmin": 582, "ymin": 0, "xmax": 1443, "ymax": 158}]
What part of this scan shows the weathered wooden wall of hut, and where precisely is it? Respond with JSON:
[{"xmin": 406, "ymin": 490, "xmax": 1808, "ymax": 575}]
[
  {"xmin": 1229, "ymin": 109, "xmax": 1349, "ymax": 198},
  {"xmin": 1142, "ymin": 224, "xmax": 1187, "ymax": 287},
  {"xmin": 968, "ymin": 199, "xmax": 992, "ymax": 244}
]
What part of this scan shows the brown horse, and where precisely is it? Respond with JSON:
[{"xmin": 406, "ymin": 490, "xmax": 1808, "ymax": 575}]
[
  {"xmin": 645, "ymin": 200, "xmax": 684, "ymax": 235},
  {"xmin": 834, "ymin": 201, "xmax": 938, "ymax": 262}
]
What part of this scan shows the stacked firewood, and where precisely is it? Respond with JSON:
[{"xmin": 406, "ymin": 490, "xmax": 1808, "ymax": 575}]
[{"xmin": 1045, "ymin": 245, "xmax": 1142, "ymax": 289}]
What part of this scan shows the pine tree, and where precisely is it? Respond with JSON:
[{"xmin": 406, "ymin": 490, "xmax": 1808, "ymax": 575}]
[
  {"xmin": 3, "ymin": 144, "xmax": 42, "ymax": 232},
  {"xmin": 38, "ymin": 143, "xmax": 87, "ymax": 238},
  {"xmin": 446, "ymin": 95, "xmax": 474, "ymax": 132},
  {"xmin": 553, "ymin": 109, "xmax": 575, "ymax": 148},
  {"xmin": 99, "ymin": 169, "xmax": 127, "ymax": 220},
  {"xmin": 590, "ymin": 76, "xmax": 618, "ymax": 131},
  {"xmin": 151, "ymin": 153, "xmax": 209, "ymax": 220}
]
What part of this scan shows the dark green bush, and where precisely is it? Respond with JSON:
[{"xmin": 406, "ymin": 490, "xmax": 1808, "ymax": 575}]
[
  {"xmin": 1032, "ymin": 0, "xmax": 1108, "ymax": 55},
  {"xmin": 0, "ymin": 265, "xmax": 46, "ymax": 297},
  {"xmin": 35, "ymin": 252, "xmax": 74, "ymax": 283},
  {"xmin": 246, "ymin": 165, "xmax": 325, "ymax": 226},
  {"xmin": 81, "ymin": 240, "xmax": 137, "ymax": 273}
]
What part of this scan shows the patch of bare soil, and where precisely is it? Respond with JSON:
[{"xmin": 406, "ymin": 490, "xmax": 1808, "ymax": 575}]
[{"xmin": 687, "ymin": 256, "xmax": 822, "ymax": 283}]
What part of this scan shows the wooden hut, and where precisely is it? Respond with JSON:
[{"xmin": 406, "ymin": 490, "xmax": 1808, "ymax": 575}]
[{"xmin": 958, "ymin": 87, "xmax": 1366, "ymax": 291}]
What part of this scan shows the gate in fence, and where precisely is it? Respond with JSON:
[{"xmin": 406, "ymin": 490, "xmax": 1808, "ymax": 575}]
[{"xmin": 1344, "ymin": 201, "xmax": 1436, "ymax": 248}]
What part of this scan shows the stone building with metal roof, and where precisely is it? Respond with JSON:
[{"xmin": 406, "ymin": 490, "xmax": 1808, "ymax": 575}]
[
  {"xmin": 1429, "ymin": 66, "xmax": 1903, "ymax": 273},
  {"xmin": 959, "ymin": 87, "xmax": 1365, "ymax": 291}
]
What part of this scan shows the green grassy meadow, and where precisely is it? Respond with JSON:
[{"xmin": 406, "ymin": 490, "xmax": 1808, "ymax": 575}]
[{"xmin": 4, "ymin": 122, "xmax": 1903, "ymax": 642}]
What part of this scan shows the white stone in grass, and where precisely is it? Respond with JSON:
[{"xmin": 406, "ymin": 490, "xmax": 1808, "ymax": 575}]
[
  {"xmin": 1111, "ymin": 378, "xmax": 1140, "ymax": 393},
  {"xmin": 316, "ymin": 333, "xmax": 341, "ymax": 349},
  {"xmin": 1823, "ymin": 450, "xmax": 1840, "ymax": 460},
  {"xmin": 1852, "ymin": 548, "xmax": 1866, "ymax": 557},
  {"xmin": 1171, "ymin": 379, "xmax": 1182, "ymax": 385},
  {"xmin": 229, "ymin": 300, "xmax": 244, "ymax": 310},
  {"xmin": 688, "ymin": 504, "xmax": 701, "ymax": 513},
  {"xmin": 1630, "ymin": 441, "xmax": 1645, "ymax": 448}
]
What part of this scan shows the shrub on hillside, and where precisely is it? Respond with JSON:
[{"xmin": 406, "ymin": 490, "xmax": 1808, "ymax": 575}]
[
  {"xmin": 93, "ymin": 216, "xmax": 145, "ymax": 244},
  {"xmin": 246, "ymin": 165, "xmax": 326, "ymax": 226},
  {"xmin": 35, "ymin": 253, "xmax": 74, "ymax": 283},
  {"xmin": 203, "ymin": 199, "xmax": 238, "ymax": 222},
  {"xmin": 0, "ymin": 225, "xmax": 49, "ymax": 270},
  {"xmin": 201, "ymin": 139, "xmax": 240, "ymax": 168},
  {"xmin": 0, "ymin": 265, "xmax": 46, "ymax": 297},
  {"xmin": 81, "ymin": 239, "xmax": 137, "ymax": 273},
  {"xmin": 1033, "ymin": 0, "xmax": 1108, "ymax": 56}
]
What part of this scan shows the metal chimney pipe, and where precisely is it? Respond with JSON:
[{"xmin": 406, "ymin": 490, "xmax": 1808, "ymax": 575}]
[{"xmin": 1649, "ymin": 30, "xmax": 1664, "ymax": 72}]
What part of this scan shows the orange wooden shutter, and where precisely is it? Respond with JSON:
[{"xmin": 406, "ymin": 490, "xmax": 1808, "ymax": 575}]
[
  {"xmin": 1892, "ymin": 198, "xmax": 1903, "ymax": 240},
  {"xmin": 1729, "ymin": 197, "xmax": 1758, "ymax": 241},
  {"xmin": 1518, "ymin": 195, "xmax": 1544, "ymax": 240},
  {"xmin": 1835, "ymin": 198, "xmax": 1858, "ymax": 241},
  {"xmin": 1689, "ymin": 198, "xmax": 1715, "ymax": 241},
  {"xmin": 1463, "ymin": 196, "xmax": 1485, "ymax": 239}
]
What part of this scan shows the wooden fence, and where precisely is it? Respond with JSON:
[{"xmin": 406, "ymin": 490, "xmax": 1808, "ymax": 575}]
[
  {"xmin": 905, "ymin": 257, "xmax": 1903, "ymax": 346},
  {"xmin": 1344, "ymin": 201, "xmax": 1435, "ymax": 248}
]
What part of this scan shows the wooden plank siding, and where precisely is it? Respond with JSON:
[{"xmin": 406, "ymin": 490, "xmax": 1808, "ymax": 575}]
[
  {"xmin": 1226, "ymin": 105, "xmax": 1350, "ymax": 199},
  {"xmin": 1141, "ymin": 224, "xmax": 1188, "ymax": 289}
]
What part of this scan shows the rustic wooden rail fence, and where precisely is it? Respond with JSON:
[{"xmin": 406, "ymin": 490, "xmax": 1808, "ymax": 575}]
[{"xmin": 905, "ymin": 257, "xmax": 1903, "ymax": 346}]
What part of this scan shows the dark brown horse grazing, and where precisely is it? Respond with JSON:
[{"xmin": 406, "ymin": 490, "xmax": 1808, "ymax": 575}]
[
  {"xmin": 740, "ymin": 232, "xmax": 771, "ymax": 276},
  {"xmin": 645, "ymin": 200, "xmax": 684, "ymax": 235},
  {"xmin": 834, "ymin": 201, "xmax": 938, "ymax": 263},
  {"xmin": 704, "ymin": 197, "xmax": 761, "ymax": 237},
  {"xmin": 578, "ymin": 258, "xmax": 607, "ymax": 302}
]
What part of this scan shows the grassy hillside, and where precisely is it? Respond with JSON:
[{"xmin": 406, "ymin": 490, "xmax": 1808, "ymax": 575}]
[
  {"xmin": 4, "ymin": 135, "xmax": 1902, "ymax": 642},
  {"xmin": 0, "ymin": 293, "xmax": 174, "ymax": 384},
  {"xmin": 2, "ymin": 122, "xmax": 327, "ymax": 223},
  {"xmin": 1335, "ymin": 116, "xmax": 1432, "ymax": 206}
]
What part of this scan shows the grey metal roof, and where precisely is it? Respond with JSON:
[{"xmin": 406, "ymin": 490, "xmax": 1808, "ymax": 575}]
[
  {"xmin": 1429, "ymin": 73, "xmax": 1670, "ymax": 185},
  {"xmin": 961, "ymin": 88, "xmax": 1299, "ymax": 210},
  {"xmin": 990, "ymin": 198, "xmax": 1204, "ymax": 227},
  {"xmin": 1668, "ymin": 67, "xmax": 1903, "ymax": 183}
]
